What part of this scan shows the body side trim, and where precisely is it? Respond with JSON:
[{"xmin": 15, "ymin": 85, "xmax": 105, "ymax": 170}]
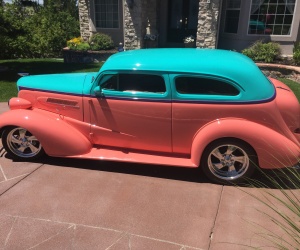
[{"xmin": 18, "ymin": 87, "xmax": 276, "ymax": 104}]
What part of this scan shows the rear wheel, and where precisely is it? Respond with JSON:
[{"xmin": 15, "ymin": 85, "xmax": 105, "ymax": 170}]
[
  {"xmin": 201, "ymin": 139, "xmax": 257, "ymax": 184},
  {"xmin": 2, "ymin": 126, "xmax": 45, "ymax": 160}
]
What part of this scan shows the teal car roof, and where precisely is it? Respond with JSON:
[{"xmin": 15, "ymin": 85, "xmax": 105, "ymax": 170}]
[{"xmin": 99, "ymin": 48, "xmax": 275, "ymax": 102}]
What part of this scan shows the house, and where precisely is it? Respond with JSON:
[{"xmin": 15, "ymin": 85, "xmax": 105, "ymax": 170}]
[{"xmin": 78, "ymin": 0, "xmax": 300, "ymax": 56}]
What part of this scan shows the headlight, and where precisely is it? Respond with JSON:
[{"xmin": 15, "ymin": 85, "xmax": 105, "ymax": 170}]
[{"xmin": 9, "ymin": 97, "xmax": 32, "ymax": 110}]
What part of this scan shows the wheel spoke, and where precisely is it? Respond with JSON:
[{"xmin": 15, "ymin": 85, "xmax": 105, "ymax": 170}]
[
  {"xmin": 28, "ymin": 143, "xmax": 39, "ymax": 153},
  {"xmin": 214, "ymin": 163, "xmax": 224, "ymax": 170},
  {"xmin": 212, "ymin": 148, "xmax": 223, "ymax": 160},
  {"xmin": 228, "ymin": 165, "xmax": 237, "ymax": 174},
  {"xmin": 18, "ymin": 129, "xmax": 26, "ymax": 140},
  {"xmin": 226, "ymin": 145, "xmax": 237, "ymax": 155},
  {"xmin": 17, "ymin": 145, "xmax": 27, "ymax": 153},
  {"xmin": 233, "ymin": 156, "xmax": 246, "ymax": 164},
  {"xmin": 11, "ymin": 136, "xmax": 22, "ymax": 144},
  {"xmin": 27, "ymin": 136, "xmax": 38, "ymax": 142}
]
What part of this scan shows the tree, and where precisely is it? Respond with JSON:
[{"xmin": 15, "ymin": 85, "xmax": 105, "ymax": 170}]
[
  {"xmin": 0, "ymin": 0, "xmax": 80, "ymax": 59},
  {"xmin": 44, "ymin": 0, "xmax": 78, "ymax": 20}
]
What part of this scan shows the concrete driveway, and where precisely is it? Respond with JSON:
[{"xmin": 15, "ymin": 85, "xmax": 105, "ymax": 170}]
[{"xmin": 0, "ymin": 102, "xmax": 298, "ymax": 249}]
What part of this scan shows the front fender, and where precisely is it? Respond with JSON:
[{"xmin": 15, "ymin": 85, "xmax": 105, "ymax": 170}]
[
  {"xmin": 0, "ymin": 109, "xmax": 92, "ymax": 157},
  {"xmin": 191, "ymin": 118, "xmax": 300, "ymax": 169}
]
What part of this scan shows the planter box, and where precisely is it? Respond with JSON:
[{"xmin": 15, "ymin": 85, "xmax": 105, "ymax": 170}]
[
  {"xmin": 144, "ymin": 40, "xmax": 158, "ymax": 49},
  {"xmin": 62, "ymin": 48, "xmax": 117, "ymax": 63},
  {"xmin": 184, "ymin": 42, "xmax": 196, "ymax": 48}
]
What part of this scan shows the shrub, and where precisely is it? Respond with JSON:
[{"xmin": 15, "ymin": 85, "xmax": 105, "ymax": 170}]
[
  {"xmin": 89, "ymin": 33, "xmax": 114, "ymax": 51},
  {"xmin": 73, "ymin": 42, "xmax": 90, "ymax": 51},
  {"xmin": 0, "ymin": 2, "xmax": 79, "ymax": 59},
  {"xmin": 67, "ymin": 37, "xmax": 90, "ymax": 51},
  {"xmin": 293, "ymin": 42, "xmax": 300, "ymax": 65},
  {"xmin": 0, "ymin": 3, "xmax": 29, "ymax": 59},
  {"xmin": 27, "ymin": 8, "xmax": 80, "ymax": 57},
  {"xmin": 242, "ymin": 41, "xmax": 281, "ymax": 63}
]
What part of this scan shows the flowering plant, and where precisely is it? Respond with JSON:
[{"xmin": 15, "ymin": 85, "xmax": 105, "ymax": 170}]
[
  {"xmin": 67, "ymin": 37, "xmax": 91, "ymax": 51},
  {"xmin": 67, "ymin": 33, "xmax": 114, "ymax": 51},
  {"xmin": 183, "ymin": 35, "xmax": 195, "ymax": 43},
  {"xmin": 67, "ymin": 37, "xmax": 83, "ymax": 47}
]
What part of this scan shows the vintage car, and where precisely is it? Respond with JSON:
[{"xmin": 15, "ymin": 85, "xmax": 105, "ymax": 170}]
[{"xmin": 0, "ymin": 49, "xmax": 299, "ymax": 184}]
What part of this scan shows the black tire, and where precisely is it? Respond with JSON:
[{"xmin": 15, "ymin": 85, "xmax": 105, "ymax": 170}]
[
  {"xmin": 200, "ymin": 139, "xmax": 257, "ymax": 185},
  {"xmin": 2, "ymin": 126, "xmax": 45, "ymax": 160}
]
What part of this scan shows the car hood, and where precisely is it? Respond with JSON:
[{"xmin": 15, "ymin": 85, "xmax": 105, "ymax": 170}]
[{"xmin": 17, "ymin": 73, "xmax": 97, "ymax": 96}]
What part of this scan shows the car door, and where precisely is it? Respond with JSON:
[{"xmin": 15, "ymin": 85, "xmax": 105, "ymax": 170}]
[
  {"xmin": 170, "ymin": 74, "xmax": 242, "ymax": 154},
  {"xmin": 89, "ymin": 72, "xmax": 172, "ymax": 153}
]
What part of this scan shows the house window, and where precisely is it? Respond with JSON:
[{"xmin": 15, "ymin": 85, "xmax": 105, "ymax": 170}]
[
  {"xmin": 175, "ymin": 77, "xmax": 240, "ymax": 96},
  {"xmin": 248, "ymin": 0, "xmax": 295, "ymax": 35},
  {"xmin": 224, "ymin": 0, "xmax": 242, "ymax": 33},
  {"xmin": 95, "ymin": 0, "xmax": 119, "ymax": 28}
]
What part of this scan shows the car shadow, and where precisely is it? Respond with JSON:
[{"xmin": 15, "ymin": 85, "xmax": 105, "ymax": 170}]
[
  {"xmin": 3, "ymin": 152, "xmax": 208, "ymax": 184},
  {"xmin": 2, "ymin": 149, "xmax": 299, "ymax": 189},
  {"xmin": 44, "ymin": 156, "xmax": 210, "ymax": 184}
]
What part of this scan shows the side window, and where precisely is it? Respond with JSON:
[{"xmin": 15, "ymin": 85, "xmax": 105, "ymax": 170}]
[
  {"xmin": 101, "ymin": 74, "xmax": 166, "ymax": 93},
  {"xmin": 101, "ymin": 75, "xmax": 118, "ymax": 90},
  {"xmin": 175, "ymin": 77, "xmax": 239, "ymax": 96}
]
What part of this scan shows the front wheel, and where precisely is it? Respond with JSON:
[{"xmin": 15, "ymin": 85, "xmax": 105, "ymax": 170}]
[
  {"xmin": 2, "ymin": 126, "xmax": 45, "ymax": 160},
  {"xmin": 200, "ymin": 139, "xmax": 257, "ymax": 184}
]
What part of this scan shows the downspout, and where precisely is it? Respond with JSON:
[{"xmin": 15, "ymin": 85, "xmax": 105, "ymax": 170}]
[
  {"xmin": 215, "ymin": 0, "xmax": 223, "ymax": 49},
  {"xmin": 122, "ymin": 0, "xmax": 125, "ymax": 49}
]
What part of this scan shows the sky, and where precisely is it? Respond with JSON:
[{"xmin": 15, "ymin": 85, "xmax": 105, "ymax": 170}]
[{"xmin": 4, "ymin": 0, "xmax": 44, "ymax": 4}]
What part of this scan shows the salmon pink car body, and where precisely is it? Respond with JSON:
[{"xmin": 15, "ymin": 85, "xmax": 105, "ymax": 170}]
[{"xmin": 0, "ymin": 49, "xmax": 299, "ymax": 184}]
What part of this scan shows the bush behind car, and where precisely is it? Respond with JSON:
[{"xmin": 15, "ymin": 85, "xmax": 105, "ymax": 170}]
[{"xmin": 0, "ymin": 1, "xmax": 79, "ymax": 59}]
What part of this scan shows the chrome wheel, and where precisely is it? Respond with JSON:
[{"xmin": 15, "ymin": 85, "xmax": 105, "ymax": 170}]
[
  {"xmin": 3, "ymin": 127, "xmax": 43, "ymax": 159},
  {"xmin": 208, "ymin": 144, "xmax": 249, "ymax": 181},
  {"xmin": 201, "ymin": 139, "xmax": 257, "ymax": 184}
]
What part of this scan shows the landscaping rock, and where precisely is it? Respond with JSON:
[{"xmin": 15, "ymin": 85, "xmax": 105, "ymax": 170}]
[{"xmin": 257, "ymin": 63, "xmax": 300, "ymax": 83}]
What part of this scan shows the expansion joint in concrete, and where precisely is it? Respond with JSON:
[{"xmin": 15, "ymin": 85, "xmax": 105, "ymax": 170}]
[{"xmin": 208, "ymin": 185, "xmax": 224, "ymax": 249}]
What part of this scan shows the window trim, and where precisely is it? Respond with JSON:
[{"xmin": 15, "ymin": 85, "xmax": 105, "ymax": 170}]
[
  {"xmin": 95, "ymin": 72, "xmax": 171, "ymax": 100},
  {"xmin": 223, "ymin": 0, "xmax": 242, "ymax": 34},
  {"xmin": 246, "ymin": 0, "xmax": 296, "ymax": 37},
  {"xmin": 171, "ymin": 74, "xmax": 243, "ymax": 102},
  {"xmin": 94, "ymin": 0, "xmax": 120, "ymax": 29}
]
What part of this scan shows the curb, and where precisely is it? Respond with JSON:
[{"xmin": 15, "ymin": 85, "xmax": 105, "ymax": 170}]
[{"xmin": 256, "ymin": 63, "xmax": 300, "ymax": 73}]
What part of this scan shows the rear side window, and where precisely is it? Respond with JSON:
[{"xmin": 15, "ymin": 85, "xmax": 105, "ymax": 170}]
[
  {"xmin": 101, "ymin": 74, "xmax": 166, "ymax": 93},
  {"xmin": 175, "ymin": 77, "xmax": 239, "ymax": 96}
]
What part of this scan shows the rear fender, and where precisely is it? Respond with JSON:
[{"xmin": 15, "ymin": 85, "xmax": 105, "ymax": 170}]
[
  {"xmin": 191, "ymin": 118, "xmax": 300, "ymax": 169},
  {"xmin": 0, "ymin": 109, "xmax": 92, "ymax": 156}
]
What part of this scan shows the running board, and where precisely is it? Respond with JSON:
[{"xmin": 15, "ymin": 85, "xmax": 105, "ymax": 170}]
[{"xmin": 68, "ymin": 147, "xmax": 197, "ymax": 168}]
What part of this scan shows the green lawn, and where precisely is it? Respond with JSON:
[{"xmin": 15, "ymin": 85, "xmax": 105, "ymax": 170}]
[
  {"xmin": 0, "ymin": 59, "xmax": 299, "ymax": 102},
  {"xmin": 279, "ymin": 78, "xmax": 300, "ymax": 102},
  {"xmin": 0, "ymin": 59, "xmax": 103, "ymax": 102}
]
